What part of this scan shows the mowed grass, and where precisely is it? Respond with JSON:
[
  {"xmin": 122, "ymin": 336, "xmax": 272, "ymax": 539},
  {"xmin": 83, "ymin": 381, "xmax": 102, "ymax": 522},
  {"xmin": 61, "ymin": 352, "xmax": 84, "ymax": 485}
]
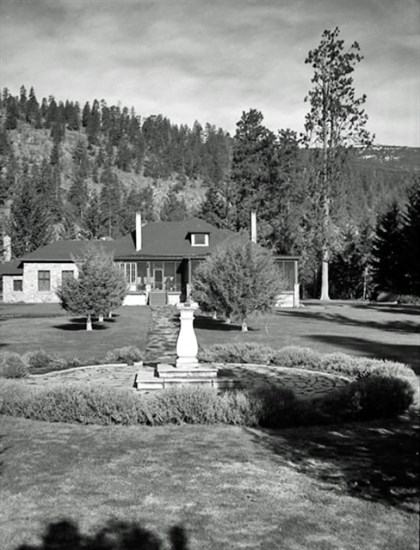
[
  {"xmin": 0, "ymin": 415, "xmax": 418, "ymax": 550},
  {"xmin": 195, "ymin": 302, "xmax": 420, "ymax": 373},
  {"xmin": 0, "ymin": 304, "xmax": 150, "ymax": 360}
]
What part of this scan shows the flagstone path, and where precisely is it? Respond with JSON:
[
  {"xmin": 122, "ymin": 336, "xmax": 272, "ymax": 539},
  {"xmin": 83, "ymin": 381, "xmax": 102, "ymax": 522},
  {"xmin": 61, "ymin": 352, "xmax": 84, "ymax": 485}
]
[
  {"xmin": 143, "ymin": 307, "xmax": 179, "ymax": 364},
  {"xmin": 23, "ymin": 307, "xmax": 350, "ymax": 400}
]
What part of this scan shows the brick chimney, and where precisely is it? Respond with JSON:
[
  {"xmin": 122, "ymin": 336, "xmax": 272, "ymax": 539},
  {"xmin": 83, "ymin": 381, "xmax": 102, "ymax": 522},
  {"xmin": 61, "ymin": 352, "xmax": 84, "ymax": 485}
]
[
  {"xmin": 250, "ymin": 211, "xmax": 257, "ymax": 243},
  {"xmin": 136, "ymin": 212, "xmax": 142, "ymax": 251}
]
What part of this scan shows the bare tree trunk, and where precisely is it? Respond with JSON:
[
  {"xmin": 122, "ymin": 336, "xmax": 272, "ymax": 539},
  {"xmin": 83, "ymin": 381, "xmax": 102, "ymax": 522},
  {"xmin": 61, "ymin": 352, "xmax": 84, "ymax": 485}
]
[
  {"xmin": 98, "ymin": 313, "xmax": 104, "ymax": 323},
  {"xmin": 86, "ymin": 314, "xmax": 92, "ymax": 331},
  {"xmin": 320, "ymin": 90, "xmax": 331, "ymax": 301},
  {"xmin": 109, "ymin": 311, "xmax": 113, "ymax": 318},
  {"xmin": 320, "ymin": 247, "xmax": 330, "ymax": 301},
  {"xmin": 241, "ymin": 320, "xmax": 248, "ymax": 332}
]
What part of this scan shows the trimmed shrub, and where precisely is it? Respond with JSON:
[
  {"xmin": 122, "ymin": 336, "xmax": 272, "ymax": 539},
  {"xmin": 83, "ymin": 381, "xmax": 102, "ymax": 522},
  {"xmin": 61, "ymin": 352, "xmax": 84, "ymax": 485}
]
[
  {"xmin": 309, "ymin": 376, "xmax": 415, "ymax": 423},
  {"xmin": 0, "ymin": 375, "xmax": 414, "ymax": 427},
  {"xmin": 0, "ymin": 352, "xmax": 28, "ymax": 378},
  {"xmin": 199, "ymin": 343, "xmax": 274, "ymax": 364},
  {"xmin": 395, "ymin": 294, "xmax": 420, "ymax": 305},
  {"xmin": 270, "ymin": 346, "xmax": 322, "ymax": 370},
  {"xmin": 104, "ymin": 346, "xmax": 143, "ymax": 365}
]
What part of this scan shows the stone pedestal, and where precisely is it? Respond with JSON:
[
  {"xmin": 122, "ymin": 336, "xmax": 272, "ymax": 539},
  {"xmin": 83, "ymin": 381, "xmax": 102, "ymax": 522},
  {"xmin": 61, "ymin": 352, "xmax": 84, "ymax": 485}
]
[{"xmin": 176, "ymin": 301, "xmax": 199, "ymax": 368}]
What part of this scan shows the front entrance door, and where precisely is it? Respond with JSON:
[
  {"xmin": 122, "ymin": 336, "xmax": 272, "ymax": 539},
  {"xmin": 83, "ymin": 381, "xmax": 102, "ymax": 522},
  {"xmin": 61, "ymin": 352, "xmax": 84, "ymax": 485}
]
[{"xmin": 154, "ymin": 268, "xmax": 164, "ymax": 290}]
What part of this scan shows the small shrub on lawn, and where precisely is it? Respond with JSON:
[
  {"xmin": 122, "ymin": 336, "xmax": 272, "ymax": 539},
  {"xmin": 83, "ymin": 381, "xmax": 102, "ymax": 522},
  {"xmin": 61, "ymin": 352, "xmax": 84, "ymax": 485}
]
[
  {"xmin": 104, "ymin": 346, "xmax": 143, "ymax": 365},
  {"xmin": 0, "ymin": 352, "xmax": 28, "ymax": 378},
  {"xmin": 199, "ymin": 343, "xmax": 274, "ymax": 364}
]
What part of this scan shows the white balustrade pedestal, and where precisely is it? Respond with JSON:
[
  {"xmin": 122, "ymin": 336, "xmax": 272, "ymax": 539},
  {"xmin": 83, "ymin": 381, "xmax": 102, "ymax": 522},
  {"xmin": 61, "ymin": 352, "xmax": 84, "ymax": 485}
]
[{"xmin": 176, "ymin": 301, "xmax": 199, "ymax": 368}]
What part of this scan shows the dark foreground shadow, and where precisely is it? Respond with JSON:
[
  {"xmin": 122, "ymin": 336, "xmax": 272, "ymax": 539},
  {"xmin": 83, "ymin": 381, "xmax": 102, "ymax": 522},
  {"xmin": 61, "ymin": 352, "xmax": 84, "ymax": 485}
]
[
  {"xmin": 16, "ymin": 518, "xmax": 189, "ymax": 550},
  {"xmin": 247, "ymin": 413, "xmax": 420, "ymax": 513}
]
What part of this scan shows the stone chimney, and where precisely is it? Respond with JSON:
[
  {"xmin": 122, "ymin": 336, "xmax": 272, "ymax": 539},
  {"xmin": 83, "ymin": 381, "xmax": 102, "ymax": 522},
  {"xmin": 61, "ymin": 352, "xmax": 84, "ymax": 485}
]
[
  {"xmin": 136, "ymin": 212, "xmax": 142, "ymax": 251},
  {"xmin": 250, "ymin": 211, "xmax": 257, "ymax": 244}
]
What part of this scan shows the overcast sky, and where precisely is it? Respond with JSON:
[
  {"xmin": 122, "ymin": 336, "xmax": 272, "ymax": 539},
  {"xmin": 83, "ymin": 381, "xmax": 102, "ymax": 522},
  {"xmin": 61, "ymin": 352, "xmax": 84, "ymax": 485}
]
[{"xmin": 1, "ymin": 0, "xmax": 419, "ymax": 146}]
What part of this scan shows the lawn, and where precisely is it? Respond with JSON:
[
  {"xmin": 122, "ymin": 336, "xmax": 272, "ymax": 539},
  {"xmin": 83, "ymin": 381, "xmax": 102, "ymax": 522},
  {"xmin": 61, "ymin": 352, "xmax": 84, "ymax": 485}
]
[
  {"xmin": 0, "ymin": 304, "xmax": 150, "ymax": 361},
  {"xmin": 0, "ymin": 414, "xmax": 418, "ymax": 550},
  {"xmin": 195, "ymin": 302, "xmax": 420, "ymax": 374}
]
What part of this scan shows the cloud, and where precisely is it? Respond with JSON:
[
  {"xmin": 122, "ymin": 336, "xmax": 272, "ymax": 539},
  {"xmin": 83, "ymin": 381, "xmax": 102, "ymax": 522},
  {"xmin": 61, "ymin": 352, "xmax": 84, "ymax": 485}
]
[{"xmin": 0, "ymin": 0, "xmax": 418, "ymax": 145}]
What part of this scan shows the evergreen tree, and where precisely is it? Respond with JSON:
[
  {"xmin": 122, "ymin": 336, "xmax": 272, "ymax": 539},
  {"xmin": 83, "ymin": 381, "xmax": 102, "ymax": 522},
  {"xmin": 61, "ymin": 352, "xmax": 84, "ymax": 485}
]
[
  {"xmin": 230, "ymin": 110, "xmax": 278, "ymax": 233},
  {"xmin": 87, "ymin": 99, "xmax": 101, "ymax": 146},
  {"xmin": 5, "ymin": 96, "xmax": 18, "ymax": 130},
  {"xmin": 100, "ymin": 162, "xmax": 122, "ymax": 237},
  {"xmin": 83, "ymin": 191, "xmax": 102, "ymax": 238},
  {"xmin": 57, "ymin": 246, "xmax": 127, "ymax": 330},
  {"xmin": 9, "ymin": 168, "xmax": 51, "ymax": 257},
  {"xmin": 26, "ymin": 86, "xmax": 40, "ymax": 125},
  {"xmin": 402, "ymin": 179, "xmax": 420, "ymax": 295},
  {"xmin": 304, "ymin": 27, "xmax": 373, "ymax": 300},
  {"xmin": 371, "ymin": 202, "xmax": 405, "ymax": 294},
  {"xmin": 192, "ymin": 236, "xmax": 284, "ymax": 331},
  {"xmin": 120, "ymin": 187, "xmax": 155, "ymax": 233},
  {"xmin": 159, "ymin": 189, "xmax": 188, "ymax": 221}
]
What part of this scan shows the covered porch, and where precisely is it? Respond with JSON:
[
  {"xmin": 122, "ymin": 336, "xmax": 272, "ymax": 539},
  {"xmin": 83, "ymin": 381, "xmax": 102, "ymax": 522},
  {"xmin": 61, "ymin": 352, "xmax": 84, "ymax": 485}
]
[{"xmin": 117, "ymin": 258, "xmax": 201, "ymax": 306}]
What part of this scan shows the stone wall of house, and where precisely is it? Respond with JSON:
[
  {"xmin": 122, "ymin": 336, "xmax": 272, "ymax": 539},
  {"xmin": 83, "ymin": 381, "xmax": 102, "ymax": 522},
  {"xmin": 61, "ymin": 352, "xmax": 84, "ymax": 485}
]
[
  {"xmin": 3, "ymin": 262, "xmax": 78, "ymax": 303},
  {"xmin": 2, "ymin": 275, "xmax": 24, "ymax": 303}
]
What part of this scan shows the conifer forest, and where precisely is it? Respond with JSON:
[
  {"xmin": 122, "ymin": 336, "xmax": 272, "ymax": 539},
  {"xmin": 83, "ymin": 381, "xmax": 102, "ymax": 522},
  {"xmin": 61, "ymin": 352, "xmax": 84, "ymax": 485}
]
[{"xmin": 0, "ymin": 83, "xmax": 419, "ymax": 299}]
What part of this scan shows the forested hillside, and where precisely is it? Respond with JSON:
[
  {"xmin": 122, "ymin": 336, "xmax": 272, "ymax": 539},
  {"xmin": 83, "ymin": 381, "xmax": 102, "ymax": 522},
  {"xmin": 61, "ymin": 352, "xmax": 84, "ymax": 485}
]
[{"xmin": 1, "ymin": 86, "xmax": 419, "ymax": 298}]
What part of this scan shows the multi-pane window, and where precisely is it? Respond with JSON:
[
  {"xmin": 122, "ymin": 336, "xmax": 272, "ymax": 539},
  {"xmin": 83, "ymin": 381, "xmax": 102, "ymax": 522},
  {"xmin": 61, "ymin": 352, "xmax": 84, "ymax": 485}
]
[
  {"xmin": 276, "ymin": 261, "xmax": 295, "ymax": 291},
  {"xmin": 191, "ymin": 233, "xmax": 209, "ymax": 246},
  {"xmin": 38, "ymin": 270, "xmax": 51, "ymax": 291},
  {"xmin": 13, "ymin": 279, "xmax": 23, "ymax": 291},
  {"xmin": 62, "ymin": 270, "xmax": 74, "ymax": 283},
  {"xmin": 117, "ymin": 262, "xmax": 136, "ymax": 285}
]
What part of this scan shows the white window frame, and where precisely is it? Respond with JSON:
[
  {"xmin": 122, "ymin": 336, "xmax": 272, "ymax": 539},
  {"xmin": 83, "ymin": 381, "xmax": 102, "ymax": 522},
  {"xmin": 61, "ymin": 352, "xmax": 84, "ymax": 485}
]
[{"xmin": 191, "ymin": 233, "xmax": 209, "ymax": 247}]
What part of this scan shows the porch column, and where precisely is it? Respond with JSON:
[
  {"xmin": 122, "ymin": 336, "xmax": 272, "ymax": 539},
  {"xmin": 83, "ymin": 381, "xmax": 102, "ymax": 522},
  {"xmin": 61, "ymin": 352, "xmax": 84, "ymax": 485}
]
[{"xmin": 293, "ymin": 260, "xmax": 300, "ymax": 307}]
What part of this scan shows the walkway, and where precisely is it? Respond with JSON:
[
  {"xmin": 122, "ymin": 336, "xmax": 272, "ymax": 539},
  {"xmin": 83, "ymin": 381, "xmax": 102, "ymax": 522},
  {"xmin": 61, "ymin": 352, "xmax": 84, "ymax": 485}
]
[
  {"xmin": 24, "ymin": 308, "xmax": 349, "ymax": 399},
  {"xmin": 143, "ymin": 307, "xmax": 179, "ymax": 364}
]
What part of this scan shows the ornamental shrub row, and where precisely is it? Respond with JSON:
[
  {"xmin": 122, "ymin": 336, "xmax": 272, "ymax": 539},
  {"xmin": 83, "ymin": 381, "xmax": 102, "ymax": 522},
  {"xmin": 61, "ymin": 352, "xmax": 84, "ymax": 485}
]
[
  {"xmin": 0, "ymin": 376, "xmax": 414, "ymax": 427},
  {"xmin": 199, "ymin": 344, "xmax": 418, "ymax": 393},
  {"xmin": 0, "ymin": 347, "xmax": 144, "ymax": 376}
]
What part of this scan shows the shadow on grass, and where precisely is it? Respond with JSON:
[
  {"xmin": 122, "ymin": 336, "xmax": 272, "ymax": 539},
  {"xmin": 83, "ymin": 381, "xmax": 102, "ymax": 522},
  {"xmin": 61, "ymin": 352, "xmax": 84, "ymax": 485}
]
[
  {"xmin": 352, "ymin": 303, "xmax": 420, "ymax": 317},
  {"xmin": 53, "ymin": 318, "xmax": 110, "ymax": 331},
  {"xmin": 16, "ymin": 518, "xmax": 189, "ymax": 550},
  {"xmin": 194, "ymin": 315, "xmax": 257, "ymax": 332},
  {"xmin": 247, "ymin": 413, "xmax": 419, "ymax": 513},
  {"xmin": 308, "ymin": 334, "xmax": 420, "ymax": 374},
  {"xmin": 277, "ymin": 308, "xmax": 420, "ymax": 335}
]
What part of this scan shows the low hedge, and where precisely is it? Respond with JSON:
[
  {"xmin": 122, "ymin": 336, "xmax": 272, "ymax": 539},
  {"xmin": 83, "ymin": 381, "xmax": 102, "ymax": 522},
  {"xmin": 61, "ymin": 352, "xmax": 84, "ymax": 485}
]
[
  {"xmin": 0, "ymin": 375, "xmax": 414, "ymax": 427},
  {"xmin": 199, "ymin": 344, "xmax": 418, "ymax": 393},
  {"xmin": 0, "ymin": 347, "xmax": 144, "ymax": 376}
]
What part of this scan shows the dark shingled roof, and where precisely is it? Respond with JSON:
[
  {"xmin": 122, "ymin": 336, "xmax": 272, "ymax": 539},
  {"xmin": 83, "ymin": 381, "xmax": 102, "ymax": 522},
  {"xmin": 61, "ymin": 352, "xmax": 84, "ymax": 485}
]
[
  {"xmin": 113, "ymin": 218, "xmax": 235, "ymax": 259},
  {"xmin": 0, "ymin": 260, "xmax": 23, "ymax": 277},
  {"xmin": 16, "ymin": 220, "xmax": 236, "ymax": 262},
  {"xmin": 19, "ymin": 240, "xmax": 117, "ymax": 262},
  {"xmin": 10, "ymin": 220, "xmax": 299, "ymax": 266}
]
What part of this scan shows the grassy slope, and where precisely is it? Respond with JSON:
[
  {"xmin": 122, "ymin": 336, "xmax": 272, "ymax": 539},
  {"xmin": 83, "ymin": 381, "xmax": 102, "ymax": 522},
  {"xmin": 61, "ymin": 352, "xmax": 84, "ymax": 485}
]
[
  {"xmin": 0, "ymin": 305, "xmax": 150, "ymax": 360},
  {"xmin": 0, "ymin": 415, "xmax": 418, "ymax": 550}
]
